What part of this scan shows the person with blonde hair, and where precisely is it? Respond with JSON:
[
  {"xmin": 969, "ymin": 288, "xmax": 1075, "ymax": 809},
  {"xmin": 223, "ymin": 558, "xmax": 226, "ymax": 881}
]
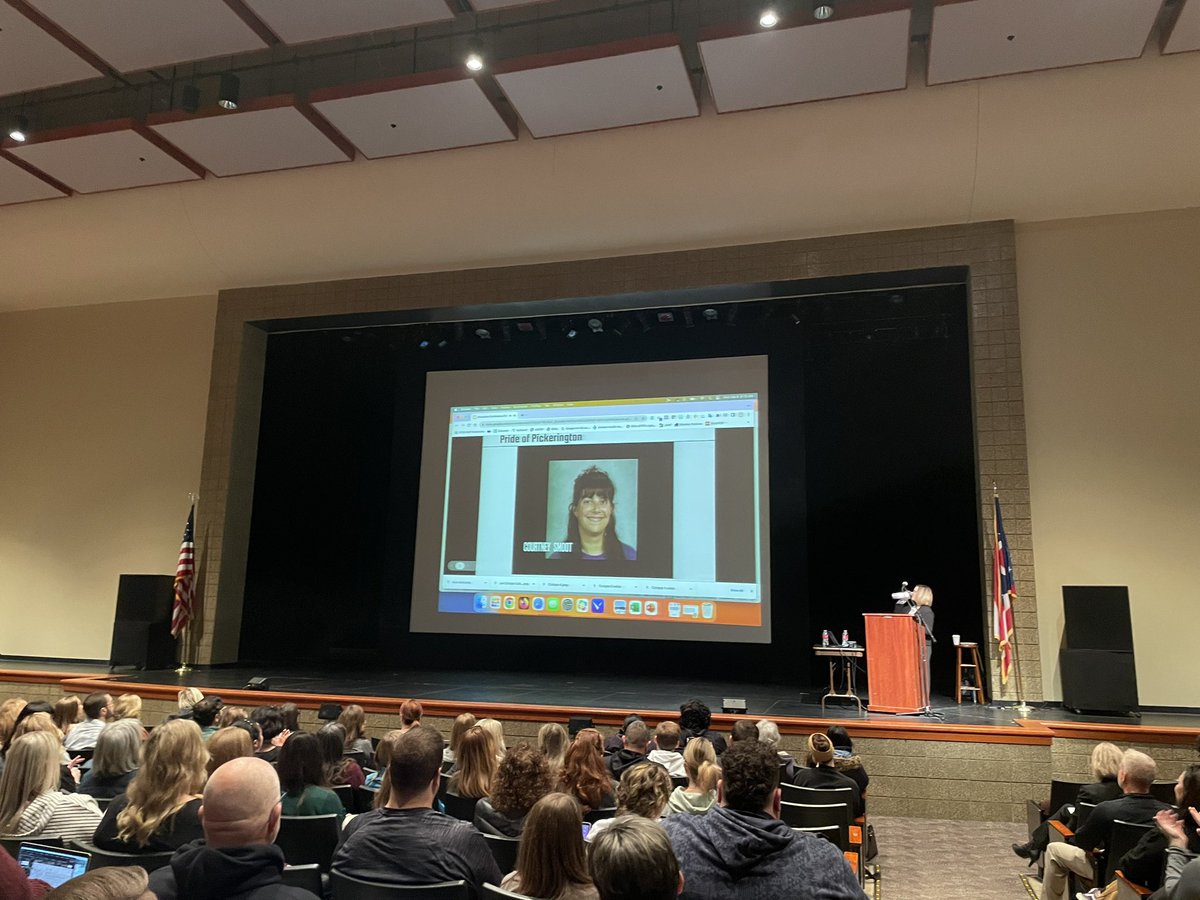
[
  {"xmin": 587, "ymin": 762, "xmax": 672, "ymax": 843},
  {"xmin": 10, "ymin": 713, "xmax": 78, "ymax": 791},
  {"xmin": 445, "ymin": 713, "xmax": 476, "ymax": 768},
  {"xmin": 51, "ymin": 696, "xmax": 83, "ymax": 737},
  {"xmin": 894, "ymin": 584, "xmax": 936, "ymax": 700},
  {"xmin": 0, "ymin": 731, "xmax": 101, "ymax": 841},
  {"xmin": 110, "ymin": 694, "xmax": 142, "ymax": 723},
  {"xmin": 367, "ymin": 729, "xmax": 404, "ymax": 806},
  {"xmin": 337, "ymin": 704, "xmax": 373, "ymax": 756},
  {"xmin": 80, "ymin": 719, "xmax": 142, "ymax": 799},
  {"xmin": 43, "ymin": 866, "xmax": 152, "ymax": 900},
  {"xmin": 477, "ymin": 718, "xmax": 507, "ymax": 759},
  {"xmin": 0, "ymin": 697, "xmax": 26, "ymax": 749},
  {"xmin": 205, "ymin": 726, "xmax": 253, "ymax": 777},
  {"xmin": 177, "ymin": 687, "xmax": 204, "ymax": 712},
  {"xmin": 446, "ymin": 726, "xmax": 496, "ymax": 800},
  {"xmin": 538, "ymin": 722, "xmax": 569, "ymax": 776},
  {"xmin": 501, "ymin": 792, "xmax": 598, "ymax": 899},
  {"xmin": 648, "ymin": 722, "xmax": 686, "ymax": 778},
  {"xmin": 94, "ymin": 718, "xmax": 207, "ymax": 853},
  {"xmin": 215, "ymin": 706, "xmax": 247, "ymax": 730},
  {"xmin": 666, "ymin": 738, "xmax": 719, "ymax": 816}
]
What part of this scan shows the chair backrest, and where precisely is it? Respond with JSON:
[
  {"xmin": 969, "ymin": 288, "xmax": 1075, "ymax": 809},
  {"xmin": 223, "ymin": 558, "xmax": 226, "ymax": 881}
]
[
  {"xmin": 441, "ymin": 793, "xmax": 479, "ymax": 822},
  {"xmin": 780, "ymin": 782, "xmax": 855, "ymax": 806},
  {"xmin": 779, "ymin": 801, "xmax": 850, "ymax": 848},
  {"xmin": 64, "ymin": 839, "xmax": 173, "ymax": 872},
  {"xmin": 790, "ymin": 824, "xmax": 841, "ymax": 844},
  {"xmin": 354, "ymin": 786, "xmax": 379, "ymax": 814},
  {"xmin": 94, "ymin": 796, "xmax": 114, "ymax": 812},
  {"xmin": 281, "ymin": 863, "xmax": 323, "ymax": 895},
  {"xmin": 1049, "ymin": 780, "xmax": 1089, "ymax": 814},
  {"xmin": 1104, "ymin": 821, "xmax": 1156, "ymax": 884},
  {"xmin": 345, "ymin": 751, "xmax": 373, "ymax": 770},
  {"xmin": 670, "ymin": 776, "xmax": 688, "ymax": 790},
  {"xmin": 333, "ymin": 784, "xmax": 355, "ymax": 810},
  {"xmin": 482, "ymin": 885, "xmax": 536, "ymax": 898},
  {"xmin": 1149, "ymin": 782, "xmax": 1178, "ymax": 805},
  {"xmin": 276, "ymin": 814, "xmax": 341, "ymax": 871},
  {"xmin": 583, "ymin": 807, "xmax": 618, "ymax": 824},
  {"xmin": 482, "ymin": 833, "xmax": 520, "ymax": 875},
  {"xmin": 1074, "ymin": 802, "xmax": 1099, "ymax": 832},
  {"xmin": 2, "ymin": 835, "xmax": 64, "ymax": 859},
  {"xmin": 330, "ymin": 870, "xmax": 470, "ymax": 899}
]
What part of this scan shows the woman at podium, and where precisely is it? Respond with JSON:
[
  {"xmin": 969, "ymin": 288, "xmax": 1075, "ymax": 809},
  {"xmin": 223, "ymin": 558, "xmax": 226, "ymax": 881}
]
[{"xmin": 894, "ymin": 584, "xmax": 935, "ymax": 700}]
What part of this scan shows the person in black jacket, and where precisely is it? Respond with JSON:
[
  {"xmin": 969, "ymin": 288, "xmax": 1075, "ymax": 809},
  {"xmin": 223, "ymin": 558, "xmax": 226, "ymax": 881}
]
[
  {"xmin": 1114, "ymin": 763, "xmax": 1200, "ymax": 891},
  {"xmin": 678, "ymin": 700, "xmax": 727, "ymax": 756},
  {"xmin": 1014, "ymin": 741, "xmax": 1125, "ymax": 863},
  {"xmin": 474, "ymin": 743, "xmax": 554, "ymax": 837},
  {"xmin": 148, "ymin": 756, "xmax": 318, "ymax": 900},
  {"xmin": 791, "ymin": 733, "xmax": 863, "ymax": 818},
  {"xmin": 608, "ymin": 721, "xmax": 657, "ymax": 780}
]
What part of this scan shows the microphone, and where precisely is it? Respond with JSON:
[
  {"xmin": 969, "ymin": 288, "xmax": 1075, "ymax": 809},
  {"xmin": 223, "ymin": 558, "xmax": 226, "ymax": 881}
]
[{"xmin": 890, "ymin": 581, "xmax": 912, "ymax": 601}]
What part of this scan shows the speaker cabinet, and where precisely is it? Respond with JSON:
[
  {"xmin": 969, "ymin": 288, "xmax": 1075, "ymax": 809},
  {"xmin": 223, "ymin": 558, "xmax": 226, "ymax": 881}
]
[
  {"xmin": 1062, "ymin": 586, "xmax": 1133, "ymax": 652},
  {"xmin": 1060, "ymin": 649, "xmax": 1139, "ymax": 715},
  {"xmin": 109, "ymin": 575, "xmax": 175, "ymax": 669}
]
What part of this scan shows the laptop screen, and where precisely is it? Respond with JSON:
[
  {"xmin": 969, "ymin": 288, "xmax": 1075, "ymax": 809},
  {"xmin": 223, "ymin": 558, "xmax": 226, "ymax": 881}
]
[{"xmin": 17, "ymin": 843, "xmax": 90, "ymax": 888}]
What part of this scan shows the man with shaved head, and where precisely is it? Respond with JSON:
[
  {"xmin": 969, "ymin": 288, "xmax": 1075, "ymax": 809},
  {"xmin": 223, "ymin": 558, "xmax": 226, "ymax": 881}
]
[{"xmin": 148, "ymin": 756, "xmax": 318, "ymax": 899}]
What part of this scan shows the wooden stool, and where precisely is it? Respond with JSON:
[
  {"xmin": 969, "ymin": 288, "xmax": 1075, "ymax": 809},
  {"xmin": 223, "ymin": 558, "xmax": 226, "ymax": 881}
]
[{"xmin": 955, "ymin": 641, "xmax": 987, "ymax": 704}]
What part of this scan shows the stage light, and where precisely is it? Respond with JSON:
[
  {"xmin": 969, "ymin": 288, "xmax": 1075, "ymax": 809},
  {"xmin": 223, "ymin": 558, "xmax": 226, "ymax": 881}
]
[
  {"xmin": 182, "ymin": 84, "xmax": 200, "ymax": 114},
  {"xmin": 759, "ymin": 7, "xmax": 779, "ymax": 28},
  {"xmin": 722, "ymin": 698, "xmax": 748, "ymax": 713},
  {"xmin": 475, "ymin": 327, "xmax": 491, "ymax": 339},
  {"xmin": 813, "ymin": 1, "xmax": 835, "ymax": 20},
  {"xmin": 464, "ymin": 37, "xmax": 485, "ymax": 73},
  {"xmin": 587, "ymin": 318, "xmax": 604, "ymax": 334},
  {"xmin": 8, "ymin": 115, "xmax": 29, "ymax": 143},
  {"xmin": 702, "ymin": 307, "xmax": 719, "ymax": 322},
  {"xmin": 218, "ymin": 73, "xmax": 240, "ymax": 110},
  {"xmin": 244, "ymin": 676, "xmax": 272, "ymax": 691}
]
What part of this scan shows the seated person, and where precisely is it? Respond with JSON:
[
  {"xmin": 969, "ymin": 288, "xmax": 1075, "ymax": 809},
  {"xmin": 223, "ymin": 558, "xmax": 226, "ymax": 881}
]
[
  {"xmin": 443, "ymin": 713, "xmax": 477, "ymax": 769},
  {"xmin": 41, "ymin": 867, "xmax": 150, "ymax": 899},
  {"xmin": 250, "ymin": 707, "xmax": 287, "ymax": 764},
  {"xmin": 791, "ymin": 733, "xmax": 864, "ymax": 817},
  {"xmin": 474, "ymin": 742, "xmax": 554, "ymax": 837},
  {"xmin": 648, "ymin": 723, "xmax": 686, "ymax": 778},
  {"xmin": 0, "ymin": 732, "xmax": 101, "ymax": 842},
  {"xmin": 205, "ymin": 726, "xmax": 253, "ymax": 777},
  {"xmin": 827, "ymin": 725, "xmax": 870, "ymax": 801},
  {"xmin": 590, "ymin": 816, "xmax": 683, "ymax": 900},
  {"xmin": 317, "ymin": 724, "xmax": 365, "ymax": 788},
  {"xmin": 663, "ymin": 740, "xmax": 865, "ymax": 899},
  {"xmin": 94, "ymin": 719, "xmax": 206, "ymax": 853},
  {"xmin": 729, "ymin": 721, "xmax": 759, "ymax": 746},
  {"xmin": 399, "ymin": 700, "xmax": 423, "ymax": 735},
  {"xmin": 604, "ymin": 717, "xmax": 643, "ymax": 755},
  {"xmin": 445, "ymin": 725, "xmax": 496, "ymax": 800},
  {"xmin": 332, "ymin": 726, "xmax": 501, "ymax": 892},
  {"xmin": 1154, "ymin": 806, "xmax": 1200, "ymax": 900},
  {"xmin": 148, "ymin": 756, "xmax": 319, "ymax": 899},
  {"xmin": 338, "ymin": 704, "xmax": 373, "ymax": 757},
  {"xmin": 665, "ymin": 738, "xmax": 719, "ymax": 817},
  {"xmin": 276, "ymin": 732, "xmax": 345, "ymax": 821},
  {"xmin": 79, "ymin": 719, "xmax": 142, "ymax": 799},
  {"xmin": 539, "ymin": 722, "xmax": 569, "ymax": 776},
  {"xmin": 678, "ymin": 700, "xmax": 727, "ymax": 756},
  {"xmin": 366, "ymin": 730, "xmax": 404, "ymax": 795},
  {"xmin": 11, "ymin": 713, "xmax": 80, "ymax": 793},
  {"xmin": 63, "ymin": 692, "xmax": 111, "ymax": 752},
  {"xmin": 110, "ymin": 693, "xmax": 143, "ymax": 724},
  {"xmin": 587, "ymin": 762, "xmax": 672, "ymax": 843},
  {"xmin": 501, "ymin": 792, "xmax": 599, "ymax": 899},
  {"xmin": 51, "ymin": 696, "xmax": 83, "ymax": 739},
  {"xmin": 560, "ymin": 733, "xmax": 616, "ymax": 812},
  {"xmin": 215, "ymin": 705, "xmax": 248, "ymax": 730},
  {"xmin": 191, "ymin": 698, "xmax": 223, "ymax": 742},
  {"xmin": 755, "ymin": 720, "xmax": 798, "ymax": 785},
  {"xmin": 0, "ymin": 846, "xmax": 51, "ymax": 900},
  {"xmin": 608, "ymin": 721, "xmax": 656, "ymax": 780}
]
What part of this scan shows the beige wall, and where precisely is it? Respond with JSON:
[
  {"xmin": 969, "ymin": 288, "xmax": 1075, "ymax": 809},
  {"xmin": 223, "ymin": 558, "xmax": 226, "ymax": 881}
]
[
  {"xmin": 0, "ymin": 294, "xmax": 217, "ymax": 659},
  {"xmin": 1017, "ymin": 209, "xmax": 1200, "ymax": 707}
]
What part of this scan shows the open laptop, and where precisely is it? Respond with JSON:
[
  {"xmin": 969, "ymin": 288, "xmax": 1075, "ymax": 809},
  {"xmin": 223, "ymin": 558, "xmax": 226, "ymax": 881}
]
[{"xmin": 17, "ymin": 842, "xmax": 90, "ymax": 889}]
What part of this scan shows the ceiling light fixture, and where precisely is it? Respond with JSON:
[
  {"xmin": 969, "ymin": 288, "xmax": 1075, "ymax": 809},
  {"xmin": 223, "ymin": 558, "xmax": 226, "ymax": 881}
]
[
  {"xmin": 813, "ymin": 1, "xmax": 835, "ymax": 20},
  {"xmin": 217, "ymin": 73, "xmax": 240, "ymax": 110},
  {"xmin": 759, "ymin": 8, "xmax": 780, "ymax": 28},
  {"xmin": 8, "ymin": 115, "xmax": 29, "ymax": 143},
  {"xmin": 465, "ymin": 37, "xmax": 485, "ymax": 73},
  {"xmin": 702, "ymin": 308, "xmax": 719, "ymax": 322},
  {"xmin": 587, "ymin": 318, "xmax": 604, "ymax": 334}
]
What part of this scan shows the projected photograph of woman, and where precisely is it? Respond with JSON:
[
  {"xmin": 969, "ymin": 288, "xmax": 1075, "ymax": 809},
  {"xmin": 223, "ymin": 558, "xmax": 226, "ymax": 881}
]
[{"xmin": 548, "ymin": 463, "xmax": 637, "ymax": 563}]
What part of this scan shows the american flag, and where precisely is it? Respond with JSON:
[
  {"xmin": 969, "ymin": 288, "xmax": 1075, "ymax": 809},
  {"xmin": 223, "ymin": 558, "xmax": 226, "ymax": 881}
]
[
  {"xmin": 171, "ymin": 504, "xmax": 195, "ymax": 637},
  {"xmin": 992, "ymin": 495, "xmax": 1016, "ymax": 685}
]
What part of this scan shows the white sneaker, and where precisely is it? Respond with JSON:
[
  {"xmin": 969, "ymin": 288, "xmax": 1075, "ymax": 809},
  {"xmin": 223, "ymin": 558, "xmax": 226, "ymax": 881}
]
[{"xmin": 1075, "ymin": 891, "xmax": 1101, "ymax": 900}]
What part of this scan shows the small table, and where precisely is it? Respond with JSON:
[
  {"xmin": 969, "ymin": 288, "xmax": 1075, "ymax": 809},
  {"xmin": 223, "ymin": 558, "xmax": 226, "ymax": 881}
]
[{"xmin": 813, "ymin": 645, "xmax": 866, "ymax": 713}]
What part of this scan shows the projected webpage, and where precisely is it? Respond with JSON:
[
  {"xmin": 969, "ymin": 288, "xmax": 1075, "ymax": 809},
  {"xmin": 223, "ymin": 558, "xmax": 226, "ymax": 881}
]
[{"xmin": 437, "ymin": 393, "xmax": 764, "ymax": 629}]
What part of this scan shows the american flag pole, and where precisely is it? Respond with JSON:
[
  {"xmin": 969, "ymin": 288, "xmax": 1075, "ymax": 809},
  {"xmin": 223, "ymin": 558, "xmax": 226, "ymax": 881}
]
[
  {"xmin": 993, "ymin": 483, "xmax": 1031, "ymax": 715},
  {"xmin": 174, "ymin": 494, "xmax": 197, "ymax": 675}
]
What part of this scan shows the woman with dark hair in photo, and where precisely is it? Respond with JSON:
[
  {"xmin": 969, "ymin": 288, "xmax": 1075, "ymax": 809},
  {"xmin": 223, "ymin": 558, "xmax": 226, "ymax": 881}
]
[
  {"xmin": 500, "ymin": 792, "xmax": 598, "ymax": 899},
  {"xmin": 551, "ymin": 466, "xmax": 636, "ymax": 562},
  {"xmin": 317, "ymin": 723, "xmax": 364, "ymax": 788},
  {"xmin": 559, "ymin": 732, "xmax": 614, "ymax": 812},
  {"xmin": 474, "ymin": 743, "xmax": 555, "ymax": 837},
  {"xmin": 277, "ymin": 732, "xmax": 345, "ymax": 821}
]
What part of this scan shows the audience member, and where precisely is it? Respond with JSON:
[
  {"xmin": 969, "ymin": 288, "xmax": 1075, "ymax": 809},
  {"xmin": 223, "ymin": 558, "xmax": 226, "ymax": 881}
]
[
  {"xmin": 278, "ymin": 703, "xmax": 301, "ymax": 735},
  {"xmin": 400, "ymin": 700, "xmax": 423, "ymax": 733},
  {"xmin": 1154, "ymin": 806, "xmax": 1200, "ymax": 900},
  {"xmin": 444, "ymin": 713, "xmax": 476, "ymax": 768},
  {"xmin": 754, "ymin": 720, "xmax": 797, "ymax": 783},
  {"xmin": 0, "ymin": 731, "xmax": 102, "ymax": 841},
  {"xmin": 591, "ymin": 816, "xmax": 683, "ymax": 900},
  {"xmin": 229, "ymin": 718, "xmax": 264, "ymax": 755},
  {"xmin": 79, "ymin": 719, "xmax": 142, "ymax": 798},
  {"xmin": 827, "ymin": 725, "xmax": 870, "ymax": 799},
  {"xmin": 175, "ymin": 688, "xmax": 204, "ymax": 719},
  {"xmin": 277, "ymin": 732, "xmax": 345, "ymax": 820},
  {"xmin": 10, "ymin": 713, "xmax": 77, "ymax": 793},
  {"xmin": 560, "ymin": 731, "xmax": 616, "ymax": 812},
  {"xmin": 44, "ymin": 867, "xmax": 152, "ymax": 900},
  {"xmin": 318, "ymin": 723, "xmax": 364, "ymax": 788},
  {"xmin": 730, "ymin": 721, "xmax": 759, "ymax": 745},
  {"xmin": 94, "ymin": 718, "xmax": 206, "ymax": 853},
  {"xmin": 664, "ymin": 740, "xmax": 864, "ymax": 899},
  {"xmin": 649, "ymin": 723, "xmax": 686, "ymax": 777},
  {"xmin": 337, "ymin": 704, "xmax": 372, "ymax": 756},
  {"xmin": 51, "ymin": 697, "xmax": 83, "ymax": 737},
  {"xmin": 148, "ymin": 756, "xmax": 319, "ymax": 899},
  {"xmin": 63, "ymin": 693, "xmax": 111, "ymax": 752},
  {"xmin": 574, "ymin": 728, "xmax": 604, "ymax": 754},
  {"xmin": 110, "ymin": 694, "xmax": 142, "ymax": 723},
  {"xmin": 539, "ymin": 722, "xmax": 569, "ymax": 776},
  {"xmin": 0, "ymin": 844, "xmax": 51, "ymax": 899},
  {"xmin": 478, "ymin": 718, "xmax": 507, "ymax": 759},
  {"xmin": 605, "ymin": 716, "xmax": 643, "ymax": 754},
  {"xmin": 678, "ymin": 700, "xmax": 727, "ymax": 756},
  {"xmin": 608, "ymin": 720, "xmax": 655, "ymax": 780},
  {"xmin": 205, "ymin": 727, "xmax": 253, "ymax": 777},
  {"xmin": 191, "ymin": 698, "xmax": 223, "ymax": 741},
  {"xmin": 1014, "ymin": 741, "xmax": 1123, "ymax": 863},
  {"xmin": 332, "ymin": 726, "xmax": 501, "ymax": 891},
  {"xmin": 446, "ymin": 725, "xmax": 496, "ymax": 800},
  {"xmin": 501, "ymin": 792, "xmax": 599, "ymax": 899},
  {"xmin": 791, "ymin": 732, "xmax": 863, "ymax": 817},
  {"xmin": 666, "ymin": 738, "xmax": 719, "ymax": 817},
  {"xmin": 249, "ymin": 708, "xmax": 286, "ymax": 764},
  {"xmin": 588, "ymin": 762, "xmax": 672, "ymax": 843},
  {"xmin": 474, "ymin": 742, "xmax": 554, "ymax": 836},
  {"xmin": 215, "ymin": 706, "xmax": 248, "ymax": 730},
  {"xmin": 366, "ymin": 729, "xmax": 403, "ymax": 796},
  {"xmin": 1111, "ymin": 763, "xmax": 1200, "ymax": 891},
  {"xmin": 0, "ymin": 696, "xmax": 27, "ymax": 749},
  {"xmin": 1040, "ymin": 749, "xmax": 1171, "ymax": 900}
]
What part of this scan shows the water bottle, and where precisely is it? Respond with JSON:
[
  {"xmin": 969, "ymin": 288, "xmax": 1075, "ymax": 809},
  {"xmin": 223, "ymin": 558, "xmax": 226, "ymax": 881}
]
[
  {"xmin": 821, "ymin": 629, "xmax": 830, "ymax": 647},
  {"xmin": 841, "ymin": 629, "xmax": 849, "ymax": 647}
]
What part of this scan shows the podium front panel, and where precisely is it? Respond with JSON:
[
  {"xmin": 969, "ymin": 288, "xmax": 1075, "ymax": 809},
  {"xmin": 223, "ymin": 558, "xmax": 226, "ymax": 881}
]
[{"xmin": 863, "ymin": 613, "xmax": 923, "ymax": 714}]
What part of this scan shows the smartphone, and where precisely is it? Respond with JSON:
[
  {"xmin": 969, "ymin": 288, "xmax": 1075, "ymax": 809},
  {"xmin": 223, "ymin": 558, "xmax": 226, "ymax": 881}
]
[{"xmin": 581, "ymin": 821, "xmax": 592, "ymax": 839}]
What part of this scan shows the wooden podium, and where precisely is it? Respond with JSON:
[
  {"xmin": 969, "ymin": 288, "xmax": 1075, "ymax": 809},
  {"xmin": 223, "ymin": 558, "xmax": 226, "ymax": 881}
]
[{"xmin": 863, "ymin": 613, "xmax": 926, "ymax": 714}]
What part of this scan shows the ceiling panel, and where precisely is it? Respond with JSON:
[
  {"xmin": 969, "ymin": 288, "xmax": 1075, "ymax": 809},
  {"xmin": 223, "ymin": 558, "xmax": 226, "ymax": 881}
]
[
  {"xmin": 0, "ymin": 4, "xmax": 102, "ymax": 96},
  {"xmin": 699, "ymin": 10, "xmax": 910, "ymax": 113},
  {"xmin": 0, "ymin": 154, "xmax": 68, "ymax": 205},
  {"xmin": 1164, "ymin": 0, "xmax": 1200, "ymax": 54},
  {"xmin": 7, "ymin": 124, "xmax": 203, "ymax": 193},
  {"xmin": 928, "ymin": 0, "xmax": 1162, "ymax": 84},
  {"xmin": 149, "ymin": 104, "xmax": 351, "ymax": 177},
  {"xmin": 494, "ymin": 40, "xmax": 698, "ymax": 138},
  {"xmin": 311, "ymin": 76, "xmax": 516, "ymax": 159},
  {"xmin": 242, "ymin": 0, "xmax": 454, "ymax": 45},
  {"xmin": 25, "ymin": 0, "xmax": 268, "ymax": 73}
]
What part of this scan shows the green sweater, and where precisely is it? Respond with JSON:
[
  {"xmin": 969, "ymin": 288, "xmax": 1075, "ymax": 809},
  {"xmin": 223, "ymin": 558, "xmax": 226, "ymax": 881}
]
[{"xmin": 281, "ymin": 785, "xmax": 345, "ymax": 822}]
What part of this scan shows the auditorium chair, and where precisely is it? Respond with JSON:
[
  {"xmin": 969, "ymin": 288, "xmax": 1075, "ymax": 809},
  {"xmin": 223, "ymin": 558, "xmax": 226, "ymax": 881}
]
[
  {"xmin": 65, "ymin": 839, "xmax": 173, "ymax": 872},
  {"xmin": 779, "ymin": 798, "xmax": 863, "ymax": 884},
  {"xmin": 276, "ymin": 814, "xmax": 341, "ymax": 871},
  {"xmin": 1046, "ymin": 802, "xmax": 1102, "ymax": 897},
  {"xmin": 670, "ymin": 776, "xmax": 688, "ymax": 790},
  {"xmin": 280, "ymin": 863, "xmax": 323, "ymax": 896},
  {"xmin": 482, "ymin": 833, "xmax": 520, "ymax": 874},
  {"xmin": 1149, "ymin": 782, "xmax": 1179, "ymax": 804},
  {"xmin": 95, "ymin": 797, "xmax": 114, "ymax": 812},
  {"xmin": 354, "ymin": 785, "xmax": 379, "ymax": 814},
  {"xmin": 1115, "ymin": 869, "xmax": 1154, "ymax": 900},
  {"xmin": 790, "ymin": 824, "xmax": 841, "ymax": 844},
  {"xmin": 583, "ymin": 807, "xmax": 618, "ymax": 824},
  {"xmin": 330, "ymin": 870, "xmax": 469, "ymax": 898},
  {"xmin": 1, "ymin": 836, "xmax": 63, "ymax": 858},
  {"xmin": 344, "ymin": 750, "xmax": 373, "ymax": 771},
  {"xmin": 1100, "ymin": 821, "xmax": 1156, "ymax": 886},
  {"xmin": 1027, "ymin": 779, "xmax": 1088, "ymax": 840},
  {"xmin": 333, "ymin": 784, "xmax": 354, "ymax": 811},
  {"xmin": 482, "ymin": 885, "xmax": 537, "ymax": 899},
  {"xmin": 441, "ymin": 793, "xmax": 480, "ymax": 822}
]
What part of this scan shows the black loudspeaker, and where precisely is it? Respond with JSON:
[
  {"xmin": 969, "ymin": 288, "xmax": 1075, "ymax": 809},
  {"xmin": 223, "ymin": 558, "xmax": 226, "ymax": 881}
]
[
  {"xmin": 1060, "ymin": 649, "xmax": 1139, "ymax": 715},
  {"xmin": 1062, "ymin": 586, "xmax": 1134, "ymax": 651},
  {"xmin": 109, "ymin": 575, "xmax": 175, "ymax": 669},
  {"xmin": 245, "ymin": 677, "xmax": 272, "ymax": 691}
]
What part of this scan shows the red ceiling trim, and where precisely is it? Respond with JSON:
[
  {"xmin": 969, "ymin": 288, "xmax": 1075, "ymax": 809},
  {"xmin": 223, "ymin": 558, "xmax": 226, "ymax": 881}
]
[
  {"xmin": 490, "ymin": 33, "xmax": 681, "ymax": 76},
  {"xmin": 294, "ymin": 102, "xmax": 358, "ymax": 161},
  {"xmin": 4, "ymin": 0, "xmax": 115, "ymax": 77},
  {"xmin": 307, "ymin": 67, "xmax": 472, "ymax": 105},
  {"xmin": 221, "ymin": 0, "xmax": 281, "ymax": 47},
  {"xmin": 697, "ymin": 0, "xmax": 912, "ymax": 43},
  {"xmin": 145, "ymin": 93, "xmax": 298, "ymax": 127},
  {"xmin": 130, "ymin": 122, "xmax": 208, "ymax": 179},
  {"xmin": 0, "ymin": 148, "xmax": 73, "ymax": 195}
]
